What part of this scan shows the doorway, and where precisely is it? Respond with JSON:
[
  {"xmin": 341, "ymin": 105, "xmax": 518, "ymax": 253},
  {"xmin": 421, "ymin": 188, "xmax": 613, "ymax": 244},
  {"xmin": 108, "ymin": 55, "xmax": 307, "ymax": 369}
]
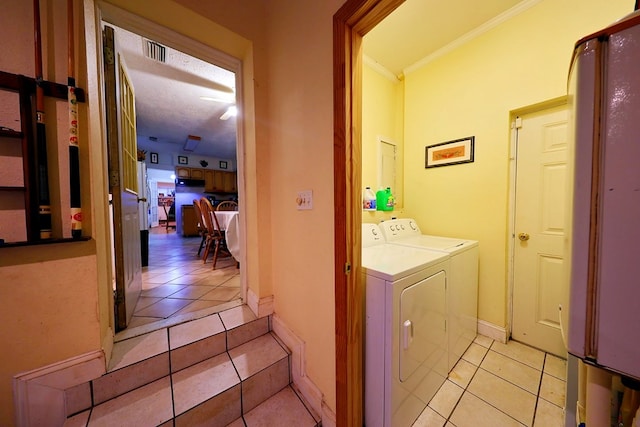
[
  {"xmin": 333, "ymin": 1, "xmax": 405, "ymax": 425},
  {"xmin": 96, "ymin": 3, "xmax": 247, "ymax": 332},
  {"xmin": 510, "ymin": 99, "xmax": 569, "ymax": 357}
]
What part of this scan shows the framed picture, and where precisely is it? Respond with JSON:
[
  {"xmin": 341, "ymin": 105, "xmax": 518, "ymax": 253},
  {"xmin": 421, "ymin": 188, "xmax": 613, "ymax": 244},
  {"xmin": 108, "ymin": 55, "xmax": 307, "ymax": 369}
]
[
  {"xmin": 425, "ymin": 136, "xmax": 475, "ymax": 168},
  {"xmin": 178, "ymin": 156, "xmax": 188, "ymax": 165},
  {"xmin": 219, "ymin": 160, "xmax": 228, "ymax": 170},
  {"xmin": 150, "ymin": 152, "xmax": 158, "ymax": 164}
]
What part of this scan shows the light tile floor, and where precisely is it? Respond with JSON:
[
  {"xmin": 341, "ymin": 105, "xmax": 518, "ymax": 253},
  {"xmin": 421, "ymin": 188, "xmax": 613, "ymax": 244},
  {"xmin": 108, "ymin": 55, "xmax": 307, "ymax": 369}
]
[
  {"xmin": 413, "ymin": 336, "xmax": 567, "ymax": 427},
  {"xmin": 127, "ymin": 229, "xmax": 567, "ymax": 427},
  {"xmin": 124, "ymin": 227, "xmax": 241, "ymax": 334}
]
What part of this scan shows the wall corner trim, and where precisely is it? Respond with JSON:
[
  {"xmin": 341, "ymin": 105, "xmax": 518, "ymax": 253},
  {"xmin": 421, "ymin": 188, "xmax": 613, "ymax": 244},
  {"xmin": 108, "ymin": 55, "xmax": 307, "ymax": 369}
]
[
  {"xmin": 246, "ymin": 288, "xmax": 274, "ymax": 318},
  {"xmin": 271, "ymin": 314, "xmax": 336, "ymax": 427},
  {"xmin": 477, "ymin": 319, "xmax": 508, "ymax": 344},
  {"xmin": 13, "ymin": 350, "xmax": 106, "ymax": 427}
]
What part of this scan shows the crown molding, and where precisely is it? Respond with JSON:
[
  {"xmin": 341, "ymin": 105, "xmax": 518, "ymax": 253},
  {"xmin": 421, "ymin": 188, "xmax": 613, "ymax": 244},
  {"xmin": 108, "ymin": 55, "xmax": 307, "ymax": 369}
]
[{"xmin": 404, "ymin": 0, "xmax": 542, "ymax": 75}]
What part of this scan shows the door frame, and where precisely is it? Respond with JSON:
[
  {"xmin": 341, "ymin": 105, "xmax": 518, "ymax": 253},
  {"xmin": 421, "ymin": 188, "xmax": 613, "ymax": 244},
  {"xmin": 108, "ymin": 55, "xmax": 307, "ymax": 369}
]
[
  {"xmin": 333, "ymin": 1, "xmax": 404, "ymax": 425},
  {"xmin": 507, "ymin": 96, "xmax": 568, "ymax": 339},
  {"xmin": 93, "ymin": 2, "xmax": 248, "ymax": 327}
]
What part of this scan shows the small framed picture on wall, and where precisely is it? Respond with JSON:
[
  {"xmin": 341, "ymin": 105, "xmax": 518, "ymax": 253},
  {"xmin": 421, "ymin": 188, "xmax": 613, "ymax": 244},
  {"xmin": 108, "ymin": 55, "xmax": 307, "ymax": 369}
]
[
  {"xmin": 178, "ymin": 156, "xmax": 188, "ymax": 165},
  {"xmin": 150, "ymin": 152, "xmax": 159, "ymax": 164},
  {"xmin": 219, "ymin": 161, "xmax": 228, "ymax": 169},
  {"xmin": 425, "ymin": 136, "xmax": 475, "ymax": 168}
]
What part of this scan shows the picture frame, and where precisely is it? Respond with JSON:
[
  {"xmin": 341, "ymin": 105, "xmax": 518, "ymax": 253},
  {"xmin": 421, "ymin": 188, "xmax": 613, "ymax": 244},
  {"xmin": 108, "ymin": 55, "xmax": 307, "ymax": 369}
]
[
  {"xmin": 150, "ymin": 152, "xmax": 158, "ymax": 164},
  {"xmin": 425, "ymin": 136, "xmax": 475, "ymax": 168},
  {"xmin": 178, "ymin": 156, "xmax": 188, "ymax": 165},
  {"xmin": 219, "ymin": 160, "xmax": 228, "ymax": 170}
]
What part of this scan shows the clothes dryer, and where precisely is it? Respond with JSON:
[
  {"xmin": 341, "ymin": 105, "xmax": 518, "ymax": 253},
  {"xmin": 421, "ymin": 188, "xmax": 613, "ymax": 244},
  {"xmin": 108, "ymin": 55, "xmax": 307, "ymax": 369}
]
[
  {"xmin": 379, "ymin": 218, "xmax": 479, "ymax": 372},
  {"xmin": 362, "ymin": 223, "xmax": 450, "ymax": 427}
]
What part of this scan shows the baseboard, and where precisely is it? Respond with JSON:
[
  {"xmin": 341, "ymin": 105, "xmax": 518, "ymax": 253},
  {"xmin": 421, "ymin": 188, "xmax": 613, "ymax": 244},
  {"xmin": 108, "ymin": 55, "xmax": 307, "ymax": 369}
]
[
  {"xmin": 271, "ymin": 314, "xmax": 336, "ymax": 427},
  {"xmin": 246, "ymin": 288, "xmax": 274, "ymax": 318},
  {"xmin": 13, "ymin": 350, "xmax": 105, "ymax": 427},
  {"xmin": 477, "ymin": 319, "xmax": 508, "ymax": 344}
]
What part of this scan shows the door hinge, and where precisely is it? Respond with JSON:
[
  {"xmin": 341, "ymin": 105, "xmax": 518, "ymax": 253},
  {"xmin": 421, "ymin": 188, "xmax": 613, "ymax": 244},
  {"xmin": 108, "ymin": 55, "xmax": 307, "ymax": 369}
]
[
  {"xmin": 114, "ymin": 289, "xmax": 124, "ymax": 304},
  {"xmin": 344, "ymin": 263, "xmax": 351, "ymax": 275},
  {"xmin": 104, "ymin": 45, "xmax": 114, "ymax": 65},
  {"xmin": 109, "ymin": 170, "xmax": 119, "ymax": 187},
  {"xmin": 514, "ymin": 116, "xmax": 523, "ymax": 129}
]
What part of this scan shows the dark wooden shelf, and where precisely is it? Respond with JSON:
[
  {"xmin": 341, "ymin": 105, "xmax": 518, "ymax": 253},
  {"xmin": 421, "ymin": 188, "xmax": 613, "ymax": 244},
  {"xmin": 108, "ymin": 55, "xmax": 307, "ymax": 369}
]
[
  {"xmin": 0, "ymin": 70, "xmax": 85, "ymax": 102},
  {"xmin": 0, "ymin": 236, "xmax": 91, "ymax": 248},
  {"xmin": 0, "ymin": 69, "xmax": 88, "ymax": 244}
]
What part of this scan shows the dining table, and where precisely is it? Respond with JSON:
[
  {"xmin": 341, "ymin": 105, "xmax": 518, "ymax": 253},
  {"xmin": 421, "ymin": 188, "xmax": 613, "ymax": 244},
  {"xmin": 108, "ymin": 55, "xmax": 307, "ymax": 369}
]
[{"xmin": 213, "ymin": 210, "xmax": 240, "ymax": 261}]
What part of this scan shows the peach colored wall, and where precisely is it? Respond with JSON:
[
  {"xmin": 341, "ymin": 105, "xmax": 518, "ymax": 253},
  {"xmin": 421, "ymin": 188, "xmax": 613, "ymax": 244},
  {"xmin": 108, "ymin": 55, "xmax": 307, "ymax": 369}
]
[
  {"xmin": 402, "ymin": 0, "xmax": 633, "ymax": 329},
  {"xmin": 104, "ymin": 0, "xmax": 345, "ymax": 413},
  {"xmin": 260, "ymin": 0, "xmax": 344, "ymax": 411},
  {"xmin": 0, "ymin": 250, "xmax": 100, "ymax": 425},
  {"xmin": 0, "ymin": 1, "xmax": 103, "ymax": 424}
]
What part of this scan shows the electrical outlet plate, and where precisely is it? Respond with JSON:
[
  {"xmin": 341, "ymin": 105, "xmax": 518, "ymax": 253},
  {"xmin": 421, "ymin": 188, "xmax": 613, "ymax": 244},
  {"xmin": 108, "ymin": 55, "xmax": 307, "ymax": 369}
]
[{"xmin": 296, "ymin": 190, "xmax": 313, "ymax": 210}]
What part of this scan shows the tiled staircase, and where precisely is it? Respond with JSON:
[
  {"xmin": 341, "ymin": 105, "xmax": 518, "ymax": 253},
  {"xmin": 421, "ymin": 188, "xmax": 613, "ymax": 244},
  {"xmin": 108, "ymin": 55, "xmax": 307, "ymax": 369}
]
[{"xmin": 63, "ymin": 305, "xmax": 320, "ymax": 426}]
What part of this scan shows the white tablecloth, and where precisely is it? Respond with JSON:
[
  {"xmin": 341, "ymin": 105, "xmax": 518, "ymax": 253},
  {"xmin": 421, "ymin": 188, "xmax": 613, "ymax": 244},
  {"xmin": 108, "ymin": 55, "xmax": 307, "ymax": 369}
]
[{"xmin": 213, "ymin": 211, "xmax": 240, "ymax": 261}]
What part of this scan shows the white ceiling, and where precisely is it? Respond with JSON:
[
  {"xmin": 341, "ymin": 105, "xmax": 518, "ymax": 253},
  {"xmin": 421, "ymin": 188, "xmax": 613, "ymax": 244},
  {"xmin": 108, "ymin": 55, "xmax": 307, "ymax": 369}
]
[
  {"xmin": 111, "ymin": 24, "xmax": 237, "ymax": 161},
  {"xmin": 363, "ymin": 0, "xmax": 527, "ymax": 77},
  {"xmin": 115, "ymin": 0, "xmax": 528, "ymax": 161}
]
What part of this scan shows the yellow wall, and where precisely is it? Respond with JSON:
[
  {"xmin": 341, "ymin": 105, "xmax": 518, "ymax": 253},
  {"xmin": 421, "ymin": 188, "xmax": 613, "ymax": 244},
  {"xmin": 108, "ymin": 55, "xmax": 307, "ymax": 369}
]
[
  {"xmin": 362, "ymin": 62, "xmax": 405, "ymax": 221},
  {"xmin": 3, "ymin": 1, "xmax": 630, "ymax": 424},
  {"xmin": 402, "ymin": 0, "xmax": 633, "ymax": 328}
]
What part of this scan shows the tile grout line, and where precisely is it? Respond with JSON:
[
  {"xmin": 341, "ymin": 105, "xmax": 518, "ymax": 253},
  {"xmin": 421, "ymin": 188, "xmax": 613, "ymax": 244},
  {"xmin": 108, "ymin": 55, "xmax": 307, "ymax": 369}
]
[
  {"xmin": 443, "ymin": 341, "xmax": 488, "ymax": 424},
  {"xmin": 439, "ymin": 341, "xmax": 493, "ymax": 421},
  {"xmin": 445, "ymin": 339, "xmax": 537, "ymax": 427},
  {"xmin": 166, "ymin": 326, "xmax": 177, "ymax": 425},
  {"xmin": 530, "ymin": 352, "xmax": 548, "ymax": 427}
]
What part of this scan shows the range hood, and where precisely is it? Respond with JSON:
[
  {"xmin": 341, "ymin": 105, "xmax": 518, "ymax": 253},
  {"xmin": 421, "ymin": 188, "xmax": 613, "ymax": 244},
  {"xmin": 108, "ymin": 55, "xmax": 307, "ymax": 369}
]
[{"xmin": 175, "ymin": 178, "xmax": 205, "ymax": 187}]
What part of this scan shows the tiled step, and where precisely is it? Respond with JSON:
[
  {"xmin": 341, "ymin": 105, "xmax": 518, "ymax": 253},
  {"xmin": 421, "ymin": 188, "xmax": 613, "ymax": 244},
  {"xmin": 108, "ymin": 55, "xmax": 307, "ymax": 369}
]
[
  {"xmin": 63, "ymin": 305, "xmax": 320, "ymax": 426},
  {"xmin": 229, "ymin": 385, "xmax": 320, "ymax": 427}
]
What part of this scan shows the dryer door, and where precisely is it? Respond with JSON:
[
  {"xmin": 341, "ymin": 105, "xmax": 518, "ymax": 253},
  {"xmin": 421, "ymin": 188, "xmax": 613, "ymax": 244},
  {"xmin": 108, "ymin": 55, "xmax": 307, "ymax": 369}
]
[{"xmin": 399, "ymin": 271, "xmax": 447, "ymax": 382}]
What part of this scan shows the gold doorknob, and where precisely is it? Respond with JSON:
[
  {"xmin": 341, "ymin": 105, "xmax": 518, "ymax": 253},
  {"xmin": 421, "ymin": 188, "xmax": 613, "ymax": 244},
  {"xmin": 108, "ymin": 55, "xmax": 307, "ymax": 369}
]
[{"xmin": 518, "ymin": 233, "xmax": 530, "ymax": 241}]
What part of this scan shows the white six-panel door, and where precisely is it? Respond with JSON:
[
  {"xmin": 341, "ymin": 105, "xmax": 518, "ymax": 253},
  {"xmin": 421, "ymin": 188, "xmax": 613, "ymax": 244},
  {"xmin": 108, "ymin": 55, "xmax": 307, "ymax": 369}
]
[{"xmin": 512, "ymin": 104, "xmax": 569, "ymax": 357}]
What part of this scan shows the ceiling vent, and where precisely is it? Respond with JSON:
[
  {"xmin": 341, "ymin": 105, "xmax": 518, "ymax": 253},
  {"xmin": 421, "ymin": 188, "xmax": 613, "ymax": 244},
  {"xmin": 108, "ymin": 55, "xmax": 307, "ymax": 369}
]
[
  {"xmin": 183, "ymin": 135, "xmax": 201, "ymax": 152},
  {"xmin": 144, "ymin": 39, "xmax": 167, "ymax": 63}
]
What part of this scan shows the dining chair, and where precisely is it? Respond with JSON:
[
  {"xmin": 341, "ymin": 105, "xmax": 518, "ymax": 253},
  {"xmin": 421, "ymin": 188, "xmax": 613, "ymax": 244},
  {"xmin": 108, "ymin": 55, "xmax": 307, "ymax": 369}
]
[
  {"xmin": 199, "ymin": 197, "xmax": 230, "ymax": 269},
  {"xmin": 216, "ymin": 200, "xmax": 238, "ymax": 211},
  {"xmin": 192, "ymin": 199, "xmax": 207, "ymax": 257},
  {"xmin": 163, "ymin": 202, "xmax": 176, "ymax": 231}
]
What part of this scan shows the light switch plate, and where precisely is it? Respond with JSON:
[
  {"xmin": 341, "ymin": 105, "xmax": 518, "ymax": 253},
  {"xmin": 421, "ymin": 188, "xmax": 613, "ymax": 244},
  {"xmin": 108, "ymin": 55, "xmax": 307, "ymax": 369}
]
[{"xmin": 296, "ymin": 190, "xmax": 313, "ymax": 210}]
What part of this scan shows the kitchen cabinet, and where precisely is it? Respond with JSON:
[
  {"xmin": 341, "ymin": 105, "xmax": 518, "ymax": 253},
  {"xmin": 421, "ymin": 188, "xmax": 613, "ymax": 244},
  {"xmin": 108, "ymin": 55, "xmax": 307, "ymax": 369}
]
[
  {"xmin": 176, "ymin": 167, "xmax": 190, "ymax": 178},
  {"xmin": 179, "ymin": 166, "xmax": 237, "ymax": 194},
  {"xmin": 204, "ymin": 170, "xmax": 237, "ymax": 193},
  {"xmin": 214, "ymin": 170, "xmax": 225, "ymax": 191},
  {"xmin": 222, "ymin": 171, "xmax": 237, "ymax": 193},
  {"xmin": 204, "ymin": 169, "xmax": 215, "ymax": 191},
  {"xmin": 190, "ymin": 168, "xmax": 205, "ymax": 180},
  {"xmin": 181, "ymin": 204, "xmax": 199, "ymax": 237}
]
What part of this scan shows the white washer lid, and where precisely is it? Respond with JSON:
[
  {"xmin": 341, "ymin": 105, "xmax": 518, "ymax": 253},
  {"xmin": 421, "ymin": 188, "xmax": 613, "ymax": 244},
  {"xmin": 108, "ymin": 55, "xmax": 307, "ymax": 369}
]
[
  {"xmin": 398, "ymin": 234, "xmax": 470, "ymax": 250},
  {"xmin": 362, "ymin": 244, "xmax": 448, "ymax": 281}
]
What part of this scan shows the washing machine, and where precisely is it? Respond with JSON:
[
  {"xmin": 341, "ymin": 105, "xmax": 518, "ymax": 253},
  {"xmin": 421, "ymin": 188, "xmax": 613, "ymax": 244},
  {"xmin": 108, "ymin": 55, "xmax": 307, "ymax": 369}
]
[
  {"xmin": 379, "ymin": 218, "xmax": 479, "ymax": 372},
  {"xmin": 362, "ymin": 223, "xmax": 450, "ymax": 427}
]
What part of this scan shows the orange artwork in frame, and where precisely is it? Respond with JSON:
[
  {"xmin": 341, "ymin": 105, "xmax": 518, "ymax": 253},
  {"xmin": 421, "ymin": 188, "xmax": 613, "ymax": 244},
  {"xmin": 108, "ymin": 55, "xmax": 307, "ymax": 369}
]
[{"xmin": 426, "ymin": 136, "xmax": 475, "ymax": 168}]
